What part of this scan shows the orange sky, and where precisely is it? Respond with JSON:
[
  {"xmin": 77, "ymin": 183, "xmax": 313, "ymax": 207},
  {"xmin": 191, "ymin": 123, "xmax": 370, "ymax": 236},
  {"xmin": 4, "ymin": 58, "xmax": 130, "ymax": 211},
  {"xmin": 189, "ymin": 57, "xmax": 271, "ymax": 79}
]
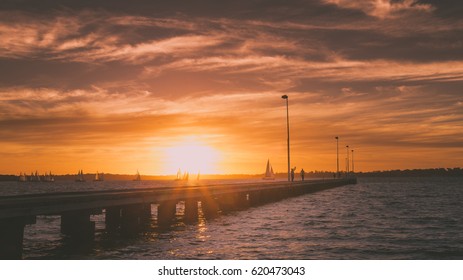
[{"xmin": 0, "ymin": 0, "xmax": 462, "ymax": 175}]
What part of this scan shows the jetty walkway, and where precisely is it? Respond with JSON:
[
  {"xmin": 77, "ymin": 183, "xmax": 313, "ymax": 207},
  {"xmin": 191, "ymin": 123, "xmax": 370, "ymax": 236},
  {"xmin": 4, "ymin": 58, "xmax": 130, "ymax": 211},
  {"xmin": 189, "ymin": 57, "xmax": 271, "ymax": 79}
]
[{"xmin": 0, "ymin": 178, "xmax": 357, "ymax": 259}]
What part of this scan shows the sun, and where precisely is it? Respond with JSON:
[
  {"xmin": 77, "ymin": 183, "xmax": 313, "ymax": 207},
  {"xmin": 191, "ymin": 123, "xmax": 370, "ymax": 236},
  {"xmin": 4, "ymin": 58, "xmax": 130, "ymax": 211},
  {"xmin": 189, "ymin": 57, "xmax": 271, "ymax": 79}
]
[{"xmin": 162, "ymin": 137, "xmax": 220, "ymax": 175}]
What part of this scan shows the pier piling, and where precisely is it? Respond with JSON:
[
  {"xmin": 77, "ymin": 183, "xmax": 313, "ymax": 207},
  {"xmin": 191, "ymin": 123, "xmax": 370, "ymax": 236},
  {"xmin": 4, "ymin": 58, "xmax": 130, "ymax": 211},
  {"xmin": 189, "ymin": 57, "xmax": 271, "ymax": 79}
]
[
  {"xmin": 157, "ymin": 201, "xmax": 177, "ymax": 226},
  {"xmin": 120, "ymin": 204, "xmax": 152, "ymax": 234},
  {"xmin": 184, "ymin": 199, "xmax": 199, "ymax": 223},
  {"xmin": 105, "ymin": 207, "xmax": 122, "ymax": 231},
  {"xmin": 61, "ymin": 211, "xmax": 95, "ymax": 240},
  {"xmin": 0, "ymin": 217, "xmax": 35, "ymax": 260}
]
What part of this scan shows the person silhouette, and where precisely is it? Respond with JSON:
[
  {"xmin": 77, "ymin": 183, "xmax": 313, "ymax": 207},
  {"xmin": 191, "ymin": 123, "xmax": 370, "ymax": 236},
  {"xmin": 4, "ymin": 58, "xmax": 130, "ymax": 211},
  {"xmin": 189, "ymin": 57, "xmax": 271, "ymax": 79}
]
[
  {"xmin": 300, "ymin": 168, "xmax": 305, "ymax": 181},
  {"xmin": 290, "ymin": 166, "xmax": 296, "ymax": 182}
]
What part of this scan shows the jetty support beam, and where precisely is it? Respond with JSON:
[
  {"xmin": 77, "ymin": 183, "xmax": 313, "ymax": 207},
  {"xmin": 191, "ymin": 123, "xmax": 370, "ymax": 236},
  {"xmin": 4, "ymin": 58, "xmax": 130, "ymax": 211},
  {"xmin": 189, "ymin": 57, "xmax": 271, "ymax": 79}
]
[
  {"xmin": 157, "ymin": 201, "xmax": 177, "ymax": 226},
  {"xmin": 120, "ymin": 204, "xmax": 152, "ymax": 234},
  {"xmin": 61, "ymin": 211, "xmax": 95, "ymax": 240},
  {"xmin": 184, "ymin": 199, "xmax": 199, "ymax": 224},
  {"xmin": 105, "ymin": 206, "xmax": 122, "ymax": 231},
  {"xmin": 0, "ymin": 216, "xmax": 35, "ymax": 260}
]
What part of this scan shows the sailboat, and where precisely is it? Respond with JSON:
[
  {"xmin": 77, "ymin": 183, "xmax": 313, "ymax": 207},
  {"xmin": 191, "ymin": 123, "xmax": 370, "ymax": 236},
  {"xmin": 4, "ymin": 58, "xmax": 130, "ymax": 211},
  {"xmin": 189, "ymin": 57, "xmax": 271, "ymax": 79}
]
[
  {"xmin": 263, "ymin": 159, "xmax": 275, "ymax": 180},
  {"xmin": 75, "ymin": 170, "xmax": 85, "ymax": 182},
  {"xmin": 133, "ymin": 170, "xmax": 141, "ymax": 181},
  {"xmin": 34, "ymin": 171, "xmax": 41, "ymax": 182},
  {"xmin": 183, "ymin": 171, "xmax": 189, "ymax": 181},
  {"xmin": 174, "ymin": 168, "xmax": 189, "ymax": 181},
  {"xmin": 174, "ymin": 168, "xmax": 182, "ymax": 181},
  {"xmin": 94, "ymin": 171, "xmax": 104, "ymax": 181},
  {"xmin": 43, "ymin": 171, "xmax": 55, "ymax": 182},
  {"xmin": 18, "ymin": 172, "xmax": 27, "ymax": 182}
]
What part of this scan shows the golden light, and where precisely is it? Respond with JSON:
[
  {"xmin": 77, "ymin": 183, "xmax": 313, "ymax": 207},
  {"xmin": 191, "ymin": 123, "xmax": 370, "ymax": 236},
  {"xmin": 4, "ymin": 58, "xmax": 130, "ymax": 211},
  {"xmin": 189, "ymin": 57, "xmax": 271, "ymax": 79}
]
[{"xmin": 161, "ymin": 136, "xmax": 221, "ymax": 175}]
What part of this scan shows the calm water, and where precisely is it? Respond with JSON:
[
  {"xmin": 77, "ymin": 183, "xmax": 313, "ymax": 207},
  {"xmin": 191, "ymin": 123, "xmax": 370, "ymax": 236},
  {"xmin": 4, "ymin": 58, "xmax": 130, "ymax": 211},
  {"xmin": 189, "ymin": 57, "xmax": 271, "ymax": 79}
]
[{"xmin": 2, "ymin": 177, "xmax": 463, "ymax": 259}]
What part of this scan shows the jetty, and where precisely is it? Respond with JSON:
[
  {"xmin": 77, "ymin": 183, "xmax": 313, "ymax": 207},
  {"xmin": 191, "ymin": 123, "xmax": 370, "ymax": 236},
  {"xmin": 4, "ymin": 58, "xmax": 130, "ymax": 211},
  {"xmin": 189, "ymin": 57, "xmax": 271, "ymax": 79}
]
[{"xmin": 0, "ymin": 178, "xmax": 356, "ymax": 259}]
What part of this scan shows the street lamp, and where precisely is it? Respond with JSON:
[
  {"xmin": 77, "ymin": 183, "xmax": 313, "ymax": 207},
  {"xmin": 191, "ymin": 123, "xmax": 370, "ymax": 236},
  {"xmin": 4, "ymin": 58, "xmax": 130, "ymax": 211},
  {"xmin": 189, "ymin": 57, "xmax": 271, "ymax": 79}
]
[
  {"xmin": 281, "ymin": 95, "xmax": 290, "ymax": 182},
  {"xmin": 335, "ymin": 136, "xmax": 339, "ymax": 178},
  {"xmin": 351, "ymin": 149, "xmax": 354, "ymax": 174},
  {"xmin": 346, "ymin": 145, "xmax": 349, "ymax": 176}
]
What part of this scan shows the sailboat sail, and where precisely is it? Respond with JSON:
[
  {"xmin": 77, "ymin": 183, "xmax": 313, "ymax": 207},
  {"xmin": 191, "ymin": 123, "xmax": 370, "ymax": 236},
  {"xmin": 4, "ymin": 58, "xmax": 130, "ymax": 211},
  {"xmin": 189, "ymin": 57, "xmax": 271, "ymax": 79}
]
[
  {"xmin": 94, "ymin": 171, "xmax": 104, "ymax": 181},
  {"xmin": 175, "ymin": 168, "xmax": 182, "ymax": 181},
  {"xmin": 174, "ymin": 168, "xmax": 191, "ymax": 181},
  {"xmin": 18, "ymin": 172, "xmax": 27, "ymax": 182},
  {"xmin": 76, "ymin": 170, "xmax": 85, "ymax": 182},
  {"xmin": 43, "ymin": 171, "xmax": 54, "ymax": 182},
  {"xmin": 263, "ymin": 159, "xmax": 275, "ymax": 180},
  {"xmin": 133, "ymin": 170, "xmax": 141, "ymax": 181}
]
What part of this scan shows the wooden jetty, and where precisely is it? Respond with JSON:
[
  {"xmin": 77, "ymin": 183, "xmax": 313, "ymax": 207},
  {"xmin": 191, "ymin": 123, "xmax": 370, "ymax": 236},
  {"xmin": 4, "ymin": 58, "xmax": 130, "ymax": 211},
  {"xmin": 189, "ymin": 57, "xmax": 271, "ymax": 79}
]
[{"xmin": 0, "ymin": 178, "xmax": 357, "ymax": 259}]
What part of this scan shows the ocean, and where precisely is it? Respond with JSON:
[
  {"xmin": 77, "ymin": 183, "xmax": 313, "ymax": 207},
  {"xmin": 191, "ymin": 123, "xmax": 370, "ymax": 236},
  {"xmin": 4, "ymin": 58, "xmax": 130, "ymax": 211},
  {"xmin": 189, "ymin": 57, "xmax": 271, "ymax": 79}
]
[{"xmin": 1, "ymin": 177, "xmax": 462, "ymax": 259}]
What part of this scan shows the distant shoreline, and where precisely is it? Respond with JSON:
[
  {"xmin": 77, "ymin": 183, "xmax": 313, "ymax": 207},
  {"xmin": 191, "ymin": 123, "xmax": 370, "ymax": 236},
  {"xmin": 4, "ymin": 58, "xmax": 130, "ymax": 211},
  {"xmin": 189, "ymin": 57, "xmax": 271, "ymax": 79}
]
[{"xmin": 0, "ymin": 168, "xmax": 462, "ymax": 181}]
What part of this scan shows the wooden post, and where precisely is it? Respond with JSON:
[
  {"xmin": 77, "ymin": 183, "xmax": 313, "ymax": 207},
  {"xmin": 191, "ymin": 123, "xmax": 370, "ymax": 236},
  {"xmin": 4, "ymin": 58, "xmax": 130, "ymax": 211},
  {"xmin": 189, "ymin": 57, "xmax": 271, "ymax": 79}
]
[
  {"xmin": 105, "ymin": 207, "xmax": 122, "ymax": 231},
  {"xmin": 157, "ymin": 201, "xmax": 177, "ymax": 226},
  {"xmin": 0, "ymin": 217, "xmax": 35, "ymax": 259},
  {"xmin": 184, "ymin": 199, "xmax": 199, "ymax": 224},
  {"xmin": 61, "ymin": 211, "xmax": 95, "ymax": 240}
]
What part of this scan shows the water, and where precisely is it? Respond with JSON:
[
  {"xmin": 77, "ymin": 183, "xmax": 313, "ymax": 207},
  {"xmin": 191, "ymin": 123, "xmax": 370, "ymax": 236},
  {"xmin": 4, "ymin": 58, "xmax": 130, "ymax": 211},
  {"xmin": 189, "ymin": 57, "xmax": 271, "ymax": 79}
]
[{"xmin": 2, "ymin": 177, "xmax": 463, "ymax": 259}]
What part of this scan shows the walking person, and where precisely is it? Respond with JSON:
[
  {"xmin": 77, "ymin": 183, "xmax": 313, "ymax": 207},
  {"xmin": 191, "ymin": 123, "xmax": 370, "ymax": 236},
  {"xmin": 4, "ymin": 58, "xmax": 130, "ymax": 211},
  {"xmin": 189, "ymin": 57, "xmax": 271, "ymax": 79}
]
[{"xmin": 300, "ymin": 168, "xmax": 305, "ymax": 181}]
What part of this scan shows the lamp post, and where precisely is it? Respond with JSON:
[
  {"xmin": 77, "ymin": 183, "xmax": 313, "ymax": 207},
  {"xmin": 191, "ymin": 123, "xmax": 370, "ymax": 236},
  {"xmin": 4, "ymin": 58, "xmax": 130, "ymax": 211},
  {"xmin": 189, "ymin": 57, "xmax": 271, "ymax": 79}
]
[
  {"xmin": 346, "ymin": 145, "xmax": 349, "ymax": 176},
  {"xmin": 351, "ymin": 149, "xmax": 354, "ymax": 174},
  {"xmin": 281, "ymin": 95, "xmax": 290, "ymax": 182},
  {"xmin": 335, "ymin": 136, "xmax": 339, "ymax": 178}
]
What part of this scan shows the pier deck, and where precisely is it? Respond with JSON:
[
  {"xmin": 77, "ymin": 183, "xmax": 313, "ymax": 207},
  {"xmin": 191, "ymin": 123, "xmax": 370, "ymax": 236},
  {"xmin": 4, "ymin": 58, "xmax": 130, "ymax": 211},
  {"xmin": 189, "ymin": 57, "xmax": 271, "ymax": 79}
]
[{"xmin": 0, "ymin": 178, "xmax": 357, "ymax": 259}]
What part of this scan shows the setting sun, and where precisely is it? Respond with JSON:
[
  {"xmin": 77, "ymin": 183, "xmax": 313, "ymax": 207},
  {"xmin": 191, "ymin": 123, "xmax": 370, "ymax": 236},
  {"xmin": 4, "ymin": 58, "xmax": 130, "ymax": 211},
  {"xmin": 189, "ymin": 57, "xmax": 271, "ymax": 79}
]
[{"xmin": 161, "ymin": 137, "xmax": 221, "ymax": 175}]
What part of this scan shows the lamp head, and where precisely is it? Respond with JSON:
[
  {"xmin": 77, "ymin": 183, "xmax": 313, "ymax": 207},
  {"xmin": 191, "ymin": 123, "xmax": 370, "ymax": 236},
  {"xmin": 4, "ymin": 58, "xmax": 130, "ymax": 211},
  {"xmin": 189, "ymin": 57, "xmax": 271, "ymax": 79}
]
[{"xmin": 281, "ymin": 95, "xmax": 288, "ymax": 99}]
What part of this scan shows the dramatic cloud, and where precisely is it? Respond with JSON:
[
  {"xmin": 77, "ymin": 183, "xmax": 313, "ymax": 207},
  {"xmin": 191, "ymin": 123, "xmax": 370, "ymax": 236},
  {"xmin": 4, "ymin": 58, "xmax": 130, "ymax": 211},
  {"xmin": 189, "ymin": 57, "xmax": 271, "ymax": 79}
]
[
  {"xmin": 0, "ymin": 0, "xmax": 462, "ymax": 174},
  {"xmin": 323, "ymin": 0, "xmax": 434, "ymax": 18}
]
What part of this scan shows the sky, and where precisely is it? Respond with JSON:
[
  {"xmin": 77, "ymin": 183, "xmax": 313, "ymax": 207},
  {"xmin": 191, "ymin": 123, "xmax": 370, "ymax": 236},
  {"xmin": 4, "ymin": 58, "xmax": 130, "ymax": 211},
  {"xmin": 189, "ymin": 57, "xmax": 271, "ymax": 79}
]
[{"xmin": 0, "ymin": 0, "xmax": 462, "ymax": 175}]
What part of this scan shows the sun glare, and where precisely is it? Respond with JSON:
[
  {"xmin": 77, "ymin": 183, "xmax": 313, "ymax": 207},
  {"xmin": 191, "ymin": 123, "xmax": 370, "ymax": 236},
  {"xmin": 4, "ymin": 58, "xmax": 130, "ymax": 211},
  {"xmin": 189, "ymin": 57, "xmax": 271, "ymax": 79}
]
[{"xmin": 162, "ymin": 137, "xmax": 220, "ymax": 175}]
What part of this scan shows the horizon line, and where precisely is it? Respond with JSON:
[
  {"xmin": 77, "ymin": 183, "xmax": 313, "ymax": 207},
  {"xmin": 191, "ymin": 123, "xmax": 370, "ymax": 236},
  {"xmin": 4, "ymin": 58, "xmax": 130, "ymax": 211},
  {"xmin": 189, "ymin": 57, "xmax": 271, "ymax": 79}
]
[{"xmin": 2, "ymin": 167, "xmax": 462, "ymax": 177}]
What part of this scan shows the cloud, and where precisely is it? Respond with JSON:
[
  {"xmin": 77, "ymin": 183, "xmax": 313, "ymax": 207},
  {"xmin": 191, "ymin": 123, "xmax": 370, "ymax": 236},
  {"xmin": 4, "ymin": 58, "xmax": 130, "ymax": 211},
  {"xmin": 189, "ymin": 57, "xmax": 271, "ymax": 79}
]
[
  {"xmin": 1, "ymin": 82, "xmax": 462, "ymax": 173},
  {"xmin": 0, "ymin": 2, "xmax": 462, "ymax": 173},
  {"xmin": 2, "ymin": 9, "xmax": 462, "ymax": 69},
  {"xmin": 90, "ymin": 35, "xmax": 225, "ymax": 63},
  {"xmin": 322, "ymin": 0, "xmax": 434, "ymax": 19},
  {"xmin": 0, "ymin": 11, "xmax": 96, "ymax": 58},
  {"xmin": 148, "ymin": 54, "xmax": 463, "ymax": 88},
  {"xmin": 0, "ymin": 12, "xmax": 225, "ymax": 63}
]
